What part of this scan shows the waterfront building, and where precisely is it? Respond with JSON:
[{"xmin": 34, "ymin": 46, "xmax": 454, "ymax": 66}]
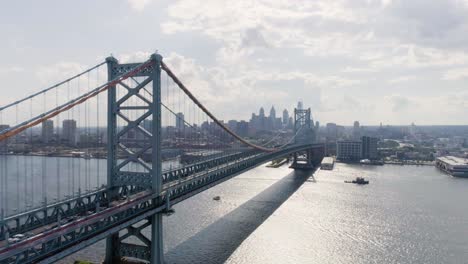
[
  {"xmin": 41, "ymin": 120, "xmax": 54, "ymax": 144},
  {"xmin": 0, "ymin": 124, "xmax": 9, "ymax": 152},
  {"xmin": 337, "ymin": 140, "xmax": 362, "ymax": 161},
  {"xmin": 361, "ymin": 136, "xmax": 379, "ymax": 160},
  {"xmin": 436, "ymin": 156, "xmax": 468, "ymax": 178},
  {"xmin": 62, "ymin": 119, "xmax": 77, "ymax": 146},
  {"xmin": 320, "ymin": 157, "xmax": 334, "ymax": 170}
]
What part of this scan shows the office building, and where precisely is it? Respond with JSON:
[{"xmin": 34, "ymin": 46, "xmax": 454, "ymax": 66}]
[
  {"xmin": 352, "ymin": 121, "xmax": 360, "ymax": 140},
  {"xmin": 176, "ymin": 112, "xmax": 185, "ymax": 130},
  {"xmin": 297, "ymin": 101, "xmax": 303, "ymax": 110},
  {"xmin": 62, "ymin": 119, "xmax": 77, "ymax": 146},
  {"xmin": 227, "ymin": 120, "xmax": 238, "ymax": 131},
  {"xmin": 337, "ymin": 140, "xmax": 362, "ymax": 161},
  {"xmin": 326, "ymin": 123, "xmax": 338, "ymax": 141},
  {"xmin": 362, "ymin": 136, "xmax": 379, "ymax": 160},
  {"xmin": 237, "ymin": 121, "xmax": 249, "ymax": 137},
  {"xmin": 282, "ymin": 109, "xmax": 289, "ymax": 126},
  {"xmin": 41, "ymin": 120, "xmax": 54, "ymax": 143}
]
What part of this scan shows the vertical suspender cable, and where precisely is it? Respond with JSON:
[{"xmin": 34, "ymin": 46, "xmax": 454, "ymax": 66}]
[
  {"xmin": 56, "ymin": 86, "xmax": 60, "ymax": 201},
  {"xmin": 67, "ymin": 81, "xmax": 71, "ymax": 195},
  {"xmin": 15, "ymin": 105, "xmax": 19, "ymax": 212},
  {"xmin": 96, "ymin": 67, "xmax": 100, "ymax": 189}
]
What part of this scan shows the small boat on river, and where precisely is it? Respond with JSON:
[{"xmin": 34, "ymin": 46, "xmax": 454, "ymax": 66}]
[{"xmin": 345, "ymin": 177, "xmax": 369, "ymax": 185}]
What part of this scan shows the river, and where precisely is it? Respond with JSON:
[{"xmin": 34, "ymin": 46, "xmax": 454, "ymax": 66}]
[{"xmin": 2, "ymin": 156, "xmax": 468, "ymax": 263}]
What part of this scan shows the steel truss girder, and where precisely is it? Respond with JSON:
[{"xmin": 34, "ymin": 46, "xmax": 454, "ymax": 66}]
[
  {"xmin": 0, "ymin": 144, "xmax": 322, "ymax": 264},
  {"xmin": 0, "ymin": 186, "xmax": 142, "ymax": 241},
  {"xmin": 0, "ymin": 150, "xmax": 254, "ymax": 242}
]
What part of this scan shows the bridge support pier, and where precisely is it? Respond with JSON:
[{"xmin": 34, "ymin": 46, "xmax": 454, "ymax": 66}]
[
  {"xmin": 290, "ymin": 149, "xmax": 315, "ymax": 170},
  {"xmin": 150, "ymin": 213, "xmax": 164, "ymax": 264},
  {"xmin": 290, "ymin": 146, "xmax": 325, "ymax": 170}
]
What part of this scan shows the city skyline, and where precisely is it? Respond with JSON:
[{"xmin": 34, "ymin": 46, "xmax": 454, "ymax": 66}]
[
  {"xmin": 0, "ymin": 2, "xmax": 467, "ymax": 264},
  {"xmin": 1, "ymin": 1, "xmax": 468, "ymax": 125}
]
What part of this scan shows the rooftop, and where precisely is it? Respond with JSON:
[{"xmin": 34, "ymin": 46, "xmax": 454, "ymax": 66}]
[
  {"xmin": 437, "ymin": 156, "xmax": 468, "ymax": 166},
  {"xmin": 321, "ymin": 157, "xmax": 334, "ymax": 164}
]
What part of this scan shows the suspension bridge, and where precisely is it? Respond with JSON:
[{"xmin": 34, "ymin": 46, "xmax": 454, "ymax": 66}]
[{"xmin": 0, "ymin": 53, "xmax": 324, "ymax": 264}]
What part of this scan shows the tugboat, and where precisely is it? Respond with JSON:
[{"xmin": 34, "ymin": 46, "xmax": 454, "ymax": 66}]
[{"xmin": 345, "ymin": 177, "xmax": 369, "ymax": 185}]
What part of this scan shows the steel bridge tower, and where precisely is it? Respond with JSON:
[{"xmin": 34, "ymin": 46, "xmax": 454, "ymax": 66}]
[
  {"xmin": 105, "ymin": 54, "xmax": 164, "ymax": 264},
  {"xmin": 290, "ymin": 108, "xmax": 321, "ymax": 170}
]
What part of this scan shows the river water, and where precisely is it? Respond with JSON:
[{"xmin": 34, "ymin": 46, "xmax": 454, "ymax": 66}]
[{"xmin": 2, "ymin": 156, "xmax": 468, "ymax": 263}]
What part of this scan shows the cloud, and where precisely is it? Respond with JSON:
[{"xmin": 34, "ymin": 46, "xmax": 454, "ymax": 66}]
[
  {"xmin": 384, "ymin": 94, "xmax": 414, "ymax": 112},
  {"xmin": 388, "ymin": 76, "xmax": 417, "ymax": 83},
  {"xmin": 0, "ymin": 66, "xmax": 24, "ymax": 74},
  {"xmin": 127, "ymin": 0, "xmax": 153, "ymax": 12},
  {"xmin": 442, "ymin": 67, "xmax": 468, "ymax": 80}
]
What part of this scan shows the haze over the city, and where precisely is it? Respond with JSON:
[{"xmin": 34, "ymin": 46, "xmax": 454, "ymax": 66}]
[{"xmin": 1, "ymin": 0, "xmax": 468, "ymax": 125}]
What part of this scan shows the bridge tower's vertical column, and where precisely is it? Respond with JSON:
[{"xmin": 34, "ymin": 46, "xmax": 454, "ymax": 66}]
[
  {"xmin": 150, "ymin": 53, "xmax": 164, "ymax": 264},
  {"xmin": 105, "ymin": 54, "xmax": 164, "ymax": 264},
  {"xmin": 105, "ymin": 56, "xmax": 119, "ymax": 264}
]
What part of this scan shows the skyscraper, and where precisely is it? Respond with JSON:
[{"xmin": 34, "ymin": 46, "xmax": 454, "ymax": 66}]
[
  {"xmin": 352, "ymin": 121, "xmax": 360, "ymax": 140},
  {"xmin": 282, "ymin": 109, "xmax": 289, "ymax": 125},
  {"xmin": 62, "ymin": 119, "xmax": 77, "ymax": 146},
  {"xmin": 326, "ymin": 123, "xmax": 338, "ymax": 141},
  {"xmin": 361, "ymin": 136, "xmax": 379, "ymax": 160},
  {"xmin": 41, "ymin": 120, "xmax": 54, "ymax": 143},
  {"xmin": 269, "ymin": 106, "xmax": 276, "ymax": 119},
  {"xmin": 269, "ymin": 106, "xmax": 276, "ymax": 130},
  {"xmin": 176, "ymin": 112, "xmax": 185, "ymax": 130},
  {"xmin": 297, "ymin": 101, "xmax": 303, "ymax": 110},
  {"xmin": 259, "ymin": 107, "xmax": 265, "ymax": 118}
]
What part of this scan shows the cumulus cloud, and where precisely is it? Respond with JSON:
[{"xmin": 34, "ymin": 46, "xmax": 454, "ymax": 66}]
[
  {"xmin": 156, "ymin": 0, "xmax": 468, "ymax": 124},
  {"xmin": 0, "ymin": 66, "xmax": 24, "ymax": 74},
  {"xmin": 4, "ymin": 1, "xmax": 468, "ymax": 125},
  {"xmin": 385, "ymin": 94, "xmax": 415, "ymax": 112},
  {"xmin": 443, "ymin": 67, "xmax": 468, "ymax": 80},
  {"xmin": 127, "ymin": 0, "xmax": 153, "ymax": 12}
]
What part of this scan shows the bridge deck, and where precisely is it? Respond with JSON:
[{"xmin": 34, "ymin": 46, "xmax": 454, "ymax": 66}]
[{"xmin": 0, "ymin": 144, "xmax": 322, "ymax": 264}]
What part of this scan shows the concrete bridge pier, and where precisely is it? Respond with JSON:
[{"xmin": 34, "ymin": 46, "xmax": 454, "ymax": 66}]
[{"xmin": 290, "ymin": 146, "xmax": 325, "ymax": 170}]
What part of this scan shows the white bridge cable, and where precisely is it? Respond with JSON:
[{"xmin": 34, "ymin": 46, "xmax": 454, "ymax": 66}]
[
  {"xmin": 0, "ymin": 59, "xmax": 153, "ymax": 142},
  {"xmin": 0, "ymin": 61, "xmax": 106, "ymax": 112},
  {"xmin": 142, "ymin": 86, "xmax": 252, "ymax": 150},
  {"xmin": 161, "ymin": 61, "xmax": 279, "ymax": 153},
  {"xmin": 259, "ymin": 131, "xmax": 283, "ymax": 147}
]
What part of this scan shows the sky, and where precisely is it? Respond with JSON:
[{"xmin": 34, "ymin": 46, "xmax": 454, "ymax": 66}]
[{"xmin": 0, "ymin": 0, "xmax": 467, "ymax": 126}]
